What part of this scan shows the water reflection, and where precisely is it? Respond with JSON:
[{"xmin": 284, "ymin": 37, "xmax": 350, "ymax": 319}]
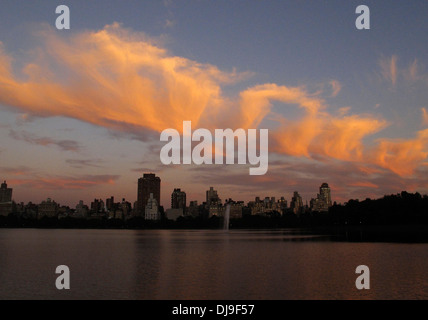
[{"xmin": 0, "ymin": 229, "xmax": 427, "ymax": 299}]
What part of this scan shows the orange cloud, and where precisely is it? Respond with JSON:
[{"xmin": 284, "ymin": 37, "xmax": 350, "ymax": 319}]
[
  {"xmin": 422, "ymin": 107, "xmax": 428, "ymax": 126},
  {"xmin": 238, "ymin": 83, "xmax": 324, "ymax": 130},
  {"xmin": 0, "ymin": 23, "xmax": 241, "ymax": 134},
  {"xmin": 369, "ymin": 129, "xmax": 428, "ymax": 176},
  {"xmin": 405, "ymin": 59, "xmax": 419, "ymax": 82},
  {"xmin": 379, "ymin": 55, "xmax": 398, "ymax": 87},
  {"xmin": 0, "ymin": 24, "xmax": 427, "ymax": 179},
  {"xmin": 241, "ymin": 84, "xmax": 387, "ymax": 161},
  {"xmin": 349, "ymin": 181, "xmax": 379, "ymax": 189},
  {"xmin": 241, "ymin": 83, "xmax": 427, "ymax": 176},
  {"xmin": 329, "ymin": 80, "xmax": 342, "ymax": 97}
]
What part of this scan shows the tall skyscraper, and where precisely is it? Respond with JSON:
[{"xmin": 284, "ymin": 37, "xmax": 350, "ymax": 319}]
[
  {"xmin": 311, "ymin": 183, "xmax": 332, "ymax": 212},
  {"xmin": 290, "ymin": 191, "xmax": 303, "ymax": 215},
  {"xmin": 319, "ymin": 183, "xmax": 332, "ymax": 207},
  {"xmin": 171, "ymin": 188, "xmax": 186, "ymax": 209},
  {"xmin": 279, "ymin": 196, "xmax": 288, "ymax": 212},
  {"xmin": 206, "ymin": 187, "xmax": 220, "ymax": 206},
  {"xmin": 106, "ymin": 196, "xmax": 114, "ymax": 212},
  {"xmin": 0, "ymin": 181, "xmax": 13, "ymax": 216},
  {"xmin": 0, "ymin": 181, "xmax": 12, "ymax": 203},
  {"xmin": 145, "ymin": 193, "xmax": 160, "ymax": 220},
  {"xmin": 137, "ymin": 173, "xmax": 161, "ymax": 216}
]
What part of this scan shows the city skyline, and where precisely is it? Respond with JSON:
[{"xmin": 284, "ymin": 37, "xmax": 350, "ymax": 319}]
[
  {"xmin": 2, "ymin": 174, "xmax": 426, "ymax": 228},
  {"xmin": 4, "ymin": 172, "xmax": 422, "ymax": 216},
  {"xmin": 1, "ymin": 1, "xmax": 428, "ymax": 209},
  {"xmin": 2, "ymin": 175, "xmax": 338, "ymax": 221},
  {"xmin": 1, "ymin": 175, "xmax": 332, "ymax": 211}
]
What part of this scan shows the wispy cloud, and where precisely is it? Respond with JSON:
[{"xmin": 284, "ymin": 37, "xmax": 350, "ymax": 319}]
[
  {"xmin": 379, "ymin": 55, "xmax": 398, "ymax": 87},
  {"xmin": 0, "ymin": 165, "xmax": 34, "ymax": 176},
  {"xmin": 9, "ymin": 174, "xmax": 119, "ymax": 190},
  {"xmin": 237, "ymin": 83, "xmax": 428, "ymax": 177},
  {"xmin": 131, "ymin": 167, "xmax": 159, "ymax": 173},
  {"xmin": 348, "ymin": 181, "xmax": 379, "ymax": 189},
  {"xmin": 66, "ymin": 159, "xmax": 103, "ymax": 168},
  {"xmin": 329, "ymin": 80, "xmax": 342, "ymax": 97},
  {"xmin": 379, "ymin": 56, "xmax": 428, "ymax": 87},
  {"xmin": 422, "ymin": 107, "xmax": 428, "ymax": 126},
  {"xmin": 165, "ymin": 19, "xmax": 175, "ymax": 28},
  {"xmin": 369, "ymin": 129, "xmax": 428, "ymax": 176},
  {"xmin": 163, "ymin": 0, "xmax": 175, "ymax": 27},
  {"xmin": 0, "ymin": 24, "xmax": 427, "ymax": 179},
  {"xmin": 0, "ymin": 24, "xmax": 245, "ymax": 135},
  {"xmin": 9, "ymin": 129, "xmax": 81, "ymax": 152},
  {"xmin": 405, "ymin": 59, "xmax": 420, "ymax": 82}
]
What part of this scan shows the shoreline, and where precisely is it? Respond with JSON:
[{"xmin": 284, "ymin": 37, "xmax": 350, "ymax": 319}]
[{"xmin": 1, "ymin": 218, "xmax": 428, "ymax": 243}]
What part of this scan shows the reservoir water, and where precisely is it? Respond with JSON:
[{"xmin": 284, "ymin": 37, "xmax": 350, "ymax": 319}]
[{"xmin": 0, "ymin": 228, "xmax": 427, "ymax": 300}]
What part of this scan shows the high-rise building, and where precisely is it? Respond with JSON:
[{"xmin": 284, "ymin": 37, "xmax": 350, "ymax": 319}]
[
  {"xmin": 75, "ymin": 200, "xmax": 88, "ymax": 218},
  {"xmin": 91, "ymin": 199, "xmax": 105, "ymax": 214},
  {"xmin": 206, "ymin": 187, "xmax": 222, "ymax": 217},
  {"xmin": 187, "ymin": 201, "xmax": 200, "ymax": 217},
  {"xmin": 0, "ymin": 181, "xmax": 12, "ymax": 203},
  {"xmin": 206, "ymin": 187, "xmax": 220, "ymax": 206},
  {"xmin": 106, "ymin": 196, "xmax": 114, "ymax": 212},
  {"xmin": 311, "ymin": 183, "xmax": 332, "ymax": 212},
  {"xmin": 319, "ymin": 183, "xmax": 332, "ymax": 207},
  {"xmin": 248, "ymin": 196, "xmax": 281, "ymax": 215},
  {"xmin": 0, "ymin": 181, "xmax": 13, "ymax": 216},
  {"xmin": 290, "ymin": 191, "xmax": 303, "ymax": 215},
  {"xmin": 171, "ymin": 188, "xmax": 186, "ymax": 209},
  {"xmin": 168, "ymin": 188, "xmax": 186, "ymax": 220},
  {"xmin": 137, "ymin": 173, "xmax": 161, "ymax": 216},
  {"xmin": 279, "ymin": 196, "xmax": 288, "ymax": 212},
  {"xmin": 38, "ymin": 198, "xmax": 59, "ymax": 219},
  {"xmin": 225, "ymin": 199, "xmax": 244, "ymax": 219},
  {"xmin": 145, "ymin": 193, "xmax": 160, "ymax": 220}
]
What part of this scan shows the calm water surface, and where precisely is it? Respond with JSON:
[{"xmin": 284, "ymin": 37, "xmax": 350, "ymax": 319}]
[{"xmin": 0, "ymin": 228, "xmax": 427, "ymax": 300}]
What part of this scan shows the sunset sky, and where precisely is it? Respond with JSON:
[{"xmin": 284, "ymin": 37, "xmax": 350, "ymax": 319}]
[{"xmin": 1, "ymin": 0, "xmax": 428, "ymax": 209}]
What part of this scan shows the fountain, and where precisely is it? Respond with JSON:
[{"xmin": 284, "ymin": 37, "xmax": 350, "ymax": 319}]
[{"xmin": 223, "ymin": 203, "xmax": 231, "ymax": 230}]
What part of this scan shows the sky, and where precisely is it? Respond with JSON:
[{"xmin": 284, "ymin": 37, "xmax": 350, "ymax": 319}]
[{"xmin": 0, "ymin": 0, "xmax": 428, "ymax": 209}]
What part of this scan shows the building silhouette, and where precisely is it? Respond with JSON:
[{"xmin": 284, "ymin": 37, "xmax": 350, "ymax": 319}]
[
  {"xmin": 137, "ymin": 173, "xmax": 161, "ymax": 216},
  {"xmin": 0, "ymin": 181, "xmax": 12, "ymax": 203},
  {"xmin": 320, "ymin": 183, "xmax": 332, "ymax": 206},
  {"xmin": 171, "ymin": 188, "xmax": 186, "ymax": 209},
  {"xmin": 206, "ymin": 187, "xmax": 223, "ymax": 217},
  {"xmin": 187, "ymin": 200, "xmax": 200, "ymax": 217},
  {"xmin": 224, "ymin": 198, "xmax": 244, "ymax": 219},
  {"xmin": 166, "ymin": 188, "xmax": 187, "ymax": 221},
  {"xmin": 75, "ymin": 200, "xmax": 88, "ymax": 218},
  {"xmin": 310, "ymin": 183, "xmax": 332, "ymax": 212},
  {"xmin": 206, "ymin": 187, "xmax": 220, "ymax": 206},
  {"xmin": 0, "ymin": 181, "xmax": 13, "ymax": 216},
  {"xmin": 91, "ymin": 199, "xmax": 105, "ymax": 214},
  {"xmin": 145, "ymin": 193, "xmax": 160, "ymax": 220},
  {"xmin": 290, "ymin": 191, "xmax": 303, "ymax": 215},
  {"xmin": 38, "ymin": 198, "xmax": 59, "ymax": 219},
  {"xmin": 248, "ymin": 196, "xmax": 282, "ymax": 215},
  {"xmin": 106, "ymin": 196, "xmax": 114, "ymax": 212}
]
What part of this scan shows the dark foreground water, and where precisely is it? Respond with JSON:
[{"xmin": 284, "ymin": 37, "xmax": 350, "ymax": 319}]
[{"xmin": 0, "ymin": 228, "xmax": 427, "ymax": 300}]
